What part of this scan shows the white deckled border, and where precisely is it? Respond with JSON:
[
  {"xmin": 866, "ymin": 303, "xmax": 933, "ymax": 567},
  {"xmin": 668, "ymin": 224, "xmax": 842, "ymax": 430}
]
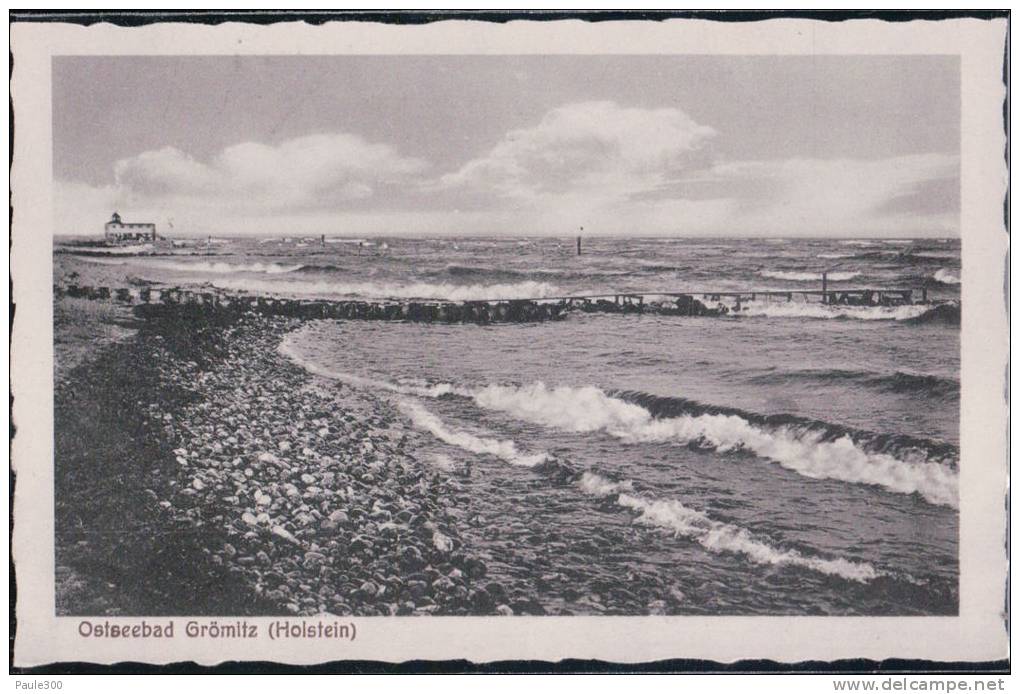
[{"xmin": 10, "ymin": 16, "xmax": 1009, "ymax": 666}]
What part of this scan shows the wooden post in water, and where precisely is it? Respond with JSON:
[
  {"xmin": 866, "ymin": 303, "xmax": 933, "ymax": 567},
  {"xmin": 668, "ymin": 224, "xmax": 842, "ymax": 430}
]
[
  {"xmin": 577, "ymin": 227, "xmax": 583, "ymax": 256},
  {"xmin": 321, "ymin": 234, "xmax": 325, "ymax": 247},
  {"xmin": 821, "ymin": 272, "xmax": 828, "ymax": 304}
]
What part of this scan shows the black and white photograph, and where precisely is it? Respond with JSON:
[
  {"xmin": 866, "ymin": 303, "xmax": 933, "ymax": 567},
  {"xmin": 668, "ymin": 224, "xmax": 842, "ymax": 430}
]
[{"xmin": 10, "ymin": 13, "xmax": 1008, "ymax": 672}]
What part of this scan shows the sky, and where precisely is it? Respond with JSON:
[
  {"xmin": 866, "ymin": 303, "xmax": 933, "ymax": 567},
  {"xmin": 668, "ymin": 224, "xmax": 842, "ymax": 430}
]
[{"xmin": 52, "ymin": 55, "xmax": 960, "ymax": 237}]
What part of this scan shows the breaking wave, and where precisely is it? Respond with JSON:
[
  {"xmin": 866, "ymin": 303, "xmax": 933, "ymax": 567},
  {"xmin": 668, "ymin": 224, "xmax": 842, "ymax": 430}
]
[
  {"xmin": 213, "ymin": 277, "xmax": 561, "ymax": 301},
  {"xmin": 435, "ymin": 263, "xmax": 638, "ymax": 282},
  {"xmin": 278, "ymin": 342, "xmax": 959, "ymax": 507},
  {"xmin": 470, "ymin": 383, "xmax": 959, "ymax": 508},
  {"xmin": 911, "ymin": 251, "xmax": 959, "ymax": 260},
  {"xmin": 324, "ymin": 237, "xmax": 369, "ymax": 244},
  {"xmin": 398, "ymin": 399, "xmax": 546, "ymax": 467},
  {"xmin": 733, "ymin": 302, "xmax": 934, "ymax": 321},
  {"xmin": 933, "ymin": 268, "xmax": 961, "ymax": 285},
  {"xmin": 278, "ymin": 338, "xmax": 466, "ymax": 398},
  {"xmin": 147, "ymin": 260, "xmax": 304, "ymax": 274},
  {"xmin": 759, "ymin": 270, "xmax": 860, "ymax": 282},
  {"xmin": 66, "ymin": 244, "xmax": 154, "ymax": 256},
  {"xmin": 393, "ymin": 395, "xmax": 880, "ymax": 583},
  {"xmin": 74, "ymin": 257, "xmax": 304, "ymax": 273},
  {"xmin": 577, "ymin": 473, "xmax": 878, "ymax": 582}
]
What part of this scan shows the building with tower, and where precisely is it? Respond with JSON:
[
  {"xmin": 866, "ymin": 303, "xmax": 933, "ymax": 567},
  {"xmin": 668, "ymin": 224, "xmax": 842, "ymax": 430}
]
[{"xmin": 104, "ymin": 212, "xmax": 157, "ymax": 244}]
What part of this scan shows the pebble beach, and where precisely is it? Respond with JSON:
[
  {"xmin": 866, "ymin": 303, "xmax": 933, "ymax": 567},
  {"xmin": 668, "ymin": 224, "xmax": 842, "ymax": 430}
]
[{"xmin": 55, "ymin": 299, "xmax": 519, "ymax": 617}]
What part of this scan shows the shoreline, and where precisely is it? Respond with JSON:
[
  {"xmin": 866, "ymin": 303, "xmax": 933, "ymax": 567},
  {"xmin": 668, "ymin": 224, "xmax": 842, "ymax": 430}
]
[
  {"xmin": 47, "ymin": 249, "xmax": 961, "ymax": 617},
  {"xmin": 54, "ymin": 301, "xmax": 504, "ymax": 616}
]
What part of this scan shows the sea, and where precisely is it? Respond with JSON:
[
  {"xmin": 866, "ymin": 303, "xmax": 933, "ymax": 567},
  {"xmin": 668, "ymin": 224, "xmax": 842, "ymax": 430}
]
[{"xmin": 66, "ymin": 235, "xmax": 962, "ymax": 615}]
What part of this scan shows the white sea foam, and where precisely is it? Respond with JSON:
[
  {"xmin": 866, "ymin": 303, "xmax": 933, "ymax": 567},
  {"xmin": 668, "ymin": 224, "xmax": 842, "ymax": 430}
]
[
  {"xmin": 278, "ymin": 342, "xmax": 958, "ymax": 507},
  {"xmin": 912, "ymin": 251, "xmax": 958, "ymax": 260},
  {"xmin": 394, "ymin": 394, "xmax": 881, "ymax": 582},
  {"xmin": 321, "ymin": 237, "xmax": 369, "ymax": 245},
  {"xmin": 278, "ymin": 338, "xmax": 467, "ymax": 398},
  {"xmin": 578, "ymin": 473, "xmax": 878, "ymax": 582},
  {"xmin": 759, "ymin": 270, "xmax": 860, "ymax": 282},
  {"xmin": 933, "ymin": 268, "xmax": 961, "ymax": 285},
  {"xmin": 76, "ymin": 257, "xmax": 304, "ymax": 274},
  {"xmin": 816, "ymin": 253, "xmax": 853, "ymax": 259},
  {"xmin": 471, "ymin": 383, "xmax": 958, "ymax": 508},
  {"xmin": 397, "ymin": 399, "xmax": 546, "ymax": 467},
  {"xmin": 734, "ymin": 302, "xmax": 932, "ymax": 321},
  {"xmin": 150, "ymin": 260, "xmax": 304, "ymax": 274},
  {"xmin": 839, "ymin": 240, "xmax": 876, "ymax": 246},
  {"xmin": 70, "ymin": 244, "xmax": 154, "ymax": 255},
  {"xmin": 882, "ymin": 240, "xmax": 914, "ymax": 245},
  {"xmin": 213, "ymin": 277, "xmax": 561, "ymax": 301},
  {"xmin": 474, "ymin": 382, "xmax": 650, "ymax": 433}
]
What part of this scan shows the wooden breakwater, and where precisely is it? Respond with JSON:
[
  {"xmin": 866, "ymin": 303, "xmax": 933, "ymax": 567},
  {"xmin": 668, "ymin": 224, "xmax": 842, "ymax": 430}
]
[{"xmin": 54, "ymin": 283, "xmax": 935, "ymax": 325}]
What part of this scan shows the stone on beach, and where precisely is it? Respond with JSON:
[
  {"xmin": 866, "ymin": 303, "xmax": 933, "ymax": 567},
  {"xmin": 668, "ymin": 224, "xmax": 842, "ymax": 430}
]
[{"xmin": 107, "ymin": 310, "xmax": 506, "ymax": 617}]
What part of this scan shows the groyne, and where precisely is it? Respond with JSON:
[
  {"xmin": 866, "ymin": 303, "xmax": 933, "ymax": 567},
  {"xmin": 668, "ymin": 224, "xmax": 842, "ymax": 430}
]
[{"xmin": 55, "ymin": 283, "xmax": 941, "ymax": 325}]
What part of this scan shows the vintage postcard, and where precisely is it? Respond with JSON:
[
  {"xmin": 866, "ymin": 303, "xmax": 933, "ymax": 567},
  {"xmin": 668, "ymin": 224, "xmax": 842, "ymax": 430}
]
[{"xmin": 10, "ymin": 14, "xmax": 1009, "ymax": 668}]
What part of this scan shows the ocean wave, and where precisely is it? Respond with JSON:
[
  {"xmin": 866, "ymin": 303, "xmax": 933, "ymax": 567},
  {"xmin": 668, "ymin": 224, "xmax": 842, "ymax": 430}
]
[
  {"xmin": 394, "ymin": 393, "xmax": 880, "ymax": 582},
  {"xmin": 759, "ymin": 270, "xmax": 860, "ymax": 282},
  {"xmin": 746, "ymin": 369, "xmax": 958, "ymax": 399},
  {"xmin": 149, "ymin": 260, "xmax": 304, "ymax": 274},
  {"xmin": 733, "ymin": 302, "xmax": 934, "ymax": 321},
  {"xmin": 437, "ymin": 263, "xmax": 638, "ymax": 282},
  {"xmin": 617, "ymin": 389, "xmax": 959, "ymax": 462},
  {"xmin": 278, "ymin": 339, "xmax": 466, "ymax": 398},
  {"xmin": 73, "ymin": 256, "xmax": 304, "ymax": 273},
  {"xmin": 67, "ymin": 244, "xmax": 154, "ymax": 255},
  {"xmin": 471, "ymin": 383, "xmax": 958, "ymax": 508},
  {"xmin": 294, "ymin": 264, "xmax": 345, "ymax": 274},
  {"xmin": 933, "ymin": 268, "xmax": 960, "ymax": 285},
  {"xmin": 278, "ymin": 341, "xmax": 958, "ymax": 506},
  {"xmin": 397, "ymin": 399, "xmax": 547, "ymax": 467},
  {"xmin": 213, "ymin": 277, "xmax": 561, "ymax": 301},
  {"xmin": 816, "ymin": 253, "xmax": 854, "ymax": 259},
  {"xmin": 911, "ymin": 251, "xmax": 959, "ymax": 260},
  {"xmin": 902, "ymin": 302, "xmax": 960, "ymax": 326},
  {"xmin": 578, "ymin": 472, "xmax": 878, "ymax": 582}
]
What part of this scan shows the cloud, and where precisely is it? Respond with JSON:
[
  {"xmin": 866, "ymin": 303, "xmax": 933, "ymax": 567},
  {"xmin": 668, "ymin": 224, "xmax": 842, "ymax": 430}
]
[
  {"xmin": 54, "ymin": 104, "xmax": 958, "ymax": 238},
  {"xmin": 112, "ymin": 133, "xmax": 428, "ymax": 210},
  {"xmin": 439, "ymin": 101, "xmax": 717, "ymax": 199}
]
